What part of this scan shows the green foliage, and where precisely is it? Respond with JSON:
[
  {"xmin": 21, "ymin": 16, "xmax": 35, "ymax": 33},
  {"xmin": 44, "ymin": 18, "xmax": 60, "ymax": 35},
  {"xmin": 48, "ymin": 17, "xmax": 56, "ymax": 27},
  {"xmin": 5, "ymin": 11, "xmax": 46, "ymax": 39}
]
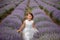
[
  {"xmin": 39, "ymin": 5, "xmax": 43, "ymax": 9},
  {"xmin": 57, "ymin": 7, "xmax": 60, "ymax": 10},
  {"xmin": 44, "ymin": 9, "xmax": 49, "ymax": 15},
  {"xmin": 55, "ymin": 18, "xmax": 60, "ymax": 25},
  {"xmin": 57, "ymin": 2, "xmax": 60, "ymax": 4},
  {"xmin": 0, "ymin": 8, "xmax": 14, "ymax": 22}
]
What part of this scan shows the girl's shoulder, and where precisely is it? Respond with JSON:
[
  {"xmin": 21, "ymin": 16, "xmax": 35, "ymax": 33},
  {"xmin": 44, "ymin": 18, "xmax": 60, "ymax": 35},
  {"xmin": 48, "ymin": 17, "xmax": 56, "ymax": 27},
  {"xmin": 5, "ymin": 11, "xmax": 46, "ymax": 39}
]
[
  {"xmin": 31, "ymin": 20, "xmax": 34, "ymax": 22},
  {"xmin": 24, "ymin": 19, "xmax": 28, "ymax": 23},
  {"xmin": 24, "ymin": 19, "xmax": 34, "ymax": 23},
  {"xmin": 24, "ymin": 19, "xmax": 27, "ymax": 22},
  {"xmin": 32, "ymin": 20, "xmax": 34, "ymax": 23}
]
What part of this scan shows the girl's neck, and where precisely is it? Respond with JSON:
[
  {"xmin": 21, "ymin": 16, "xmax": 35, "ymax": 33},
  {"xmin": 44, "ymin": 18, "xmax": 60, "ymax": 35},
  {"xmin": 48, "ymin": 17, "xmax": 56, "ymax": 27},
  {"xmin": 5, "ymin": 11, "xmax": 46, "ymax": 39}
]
[{"xmin": 27, "ymin": 19, "xmax": 32, "ymax": 21}]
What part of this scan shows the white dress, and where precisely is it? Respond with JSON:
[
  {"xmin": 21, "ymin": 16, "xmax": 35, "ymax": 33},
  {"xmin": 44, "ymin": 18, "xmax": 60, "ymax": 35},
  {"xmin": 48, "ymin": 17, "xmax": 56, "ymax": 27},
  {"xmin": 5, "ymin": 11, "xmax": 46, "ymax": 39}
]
[{"xmin": 22, "ymin": 19, "xmax": 38, "ymax": 40}]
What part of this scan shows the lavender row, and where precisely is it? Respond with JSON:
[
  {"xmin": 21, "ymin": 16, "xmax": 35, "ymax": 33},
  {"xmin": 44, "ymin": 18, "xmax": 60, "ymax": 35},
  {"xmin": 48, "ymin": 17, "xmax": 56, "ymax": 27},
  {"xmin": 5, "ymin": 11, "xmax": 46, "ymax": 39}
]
[
  {"xmin": 0, "ymin": 0, "xmax": 24, "ymax": 8},
  {"xmin": 34, "ymin": 14, "xmax": 53, "ymax": 23},
  {"xmin": 35, "ymin": 21, "xmax": 59, "ymax": 29},
  {"xmin": 0, "ymin": 4, "xmax": 15, "ymax": 17},
  {"xmin": 33, "ymin": 26, "xmax": 60, "ymax": 40},
  {"xmin": 0, "ymin": 0, "xmax": 29, "ymax": 40},
  {"xmin": 0, "ymin": 26, "xmax": 23, "ymax": 40},
  {"xmin": 33, "ymin": 13, "xmax": 60, "ymax": 40},
  {"xmin": 0, "ymin": 0, "xmax": 24, "ymax": 17},
  {"xmin": 35, "ymin": 0, "xmax": 58, "ymax": 13},
  {"xmin": 29, "ymin": 0, "xmax": 46, "ymax": 16},
  {"xmin": 32, "ymin": 8, "xmax": 46, "ymax": 16},
  {"xmin": 29, "ymin": 0, "xmax": 56, "ymax": 26},
  {"xmin": 29, "ymin": 0, "xmax": 60, "ymax": 40},
  {"xmin": 15, "ymin": 0, "xmax": 28, "ymax": 11},
  {"xmin": 11, "ymin": 0, "xmax": 28, "ymax": 20},
  {"xmin": 35, "ymin": 0, "xmax": 60, "ymax": 24},
  {"xmin": 11, "ymin": 9, "xmax": 25, "ymax": 20},
  {"xmin": 41, "ymin": 0, "xmax": 60, "ymax": 10},
  {"xmin": 1, "ymin": 15, "xmax": 22, "ymax": 29},
  {"xmin": 29, "ymin": 0, "xmax": 53, "ymax": 23},
  {"xmin": 1, "ymin": 0, "xmax": 28, "ymax": 29},
  {"xmin": 51, "ymin": 10, "xmax": 60, "ymax": 24},
  {"xmin": 29, "ymin": 0, "xmax": 39, "ymax": 9}
]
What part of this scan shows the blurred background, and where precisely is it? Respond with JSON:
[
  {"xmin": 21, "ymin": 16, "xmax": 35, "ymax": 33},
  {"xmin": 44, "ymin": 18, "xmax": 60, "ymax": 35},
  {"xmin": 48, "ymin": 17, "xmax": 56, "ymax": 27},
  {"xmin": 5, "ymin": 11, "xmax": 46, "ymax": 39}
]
[{"xmin": 0, "ymin": 0, "xmax": 60, "ymax": 40}]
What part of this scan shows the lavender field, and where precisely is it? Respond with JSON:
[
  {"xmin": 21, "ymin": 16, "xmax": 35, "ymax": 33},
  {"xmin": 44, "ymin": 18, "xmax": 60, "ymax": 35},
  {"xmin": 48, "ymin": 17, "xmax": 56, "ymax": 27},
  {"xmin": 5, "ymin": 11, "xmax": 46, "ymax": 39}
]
[{"xmin": 0, "ymin": 0, "xmax": 60, "ymax": 40}]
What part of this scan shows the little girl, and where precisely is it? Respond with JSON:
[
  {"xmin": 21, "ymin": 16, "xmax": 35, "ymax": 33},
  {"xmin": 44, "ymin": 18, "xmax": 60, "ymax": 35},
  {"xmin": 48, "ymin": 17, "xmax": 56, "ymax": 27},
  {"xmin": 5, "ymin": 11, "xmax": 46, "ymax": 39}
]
[{"xmin": 17, "ymin": 12, "xmax": 38, "ymax": 40}]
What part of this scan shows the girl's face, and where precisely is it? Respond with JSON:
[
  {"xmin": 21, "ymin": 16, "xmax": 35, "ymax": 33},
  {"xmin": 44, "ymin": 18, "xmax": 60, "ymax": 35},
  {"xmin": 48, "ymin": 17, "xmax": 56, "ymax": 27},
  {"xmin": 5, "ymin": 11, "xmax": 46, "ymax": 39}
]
[{"xmin": 27, "ymin": 14, "xmax": 32, "ymax": 20}]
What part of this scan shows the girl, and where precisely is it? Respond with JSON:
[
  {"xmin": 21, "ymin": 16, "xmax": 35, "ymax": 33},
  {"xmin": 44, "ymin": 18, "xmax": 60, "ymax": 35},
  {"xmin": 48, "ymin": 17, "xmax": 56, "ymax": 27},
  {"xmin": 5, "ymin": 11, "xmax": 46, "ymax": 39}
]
[{"xmin": 17, "ymin": 12, "xmax": 38, "ymax": 40}]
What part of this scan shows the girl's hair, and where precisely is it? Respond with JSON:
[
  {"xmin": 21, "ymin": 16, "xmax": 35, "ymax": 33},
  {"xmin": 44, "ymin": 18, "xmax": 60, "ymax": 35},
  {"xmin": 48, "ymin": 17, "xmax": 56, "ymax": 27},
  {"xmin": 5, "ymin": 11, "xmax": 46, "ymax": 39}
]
[
  {"xmin": 26, "ymin": 12, "xmax": 34, "ymax": 20},
  {"xmin": 22, "ymin": 12, "xmax": 34, "ymax": 23}
]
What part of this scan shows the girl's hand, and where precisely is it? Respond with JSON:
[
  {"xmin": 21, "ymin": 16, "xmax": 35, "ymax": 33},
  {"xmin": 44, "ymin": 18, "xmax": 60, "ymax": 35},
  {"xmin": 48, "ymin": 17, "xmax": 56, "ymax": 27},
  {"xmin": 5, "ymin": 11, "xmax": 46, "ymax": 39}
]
[
  {"xmin": 17, "ymin": 30, "xmax": 22, "ymax": 33},
  {"xmin": 34, "ymin": 28, "xmax": 39, "ymax": 32},
  {"xmin": 33, "ymin": 27, "xmax": 37, "ymax": 29},
  {"xmin": 17, "ymin": 30, "xmax": 20, "ymax": 32}
]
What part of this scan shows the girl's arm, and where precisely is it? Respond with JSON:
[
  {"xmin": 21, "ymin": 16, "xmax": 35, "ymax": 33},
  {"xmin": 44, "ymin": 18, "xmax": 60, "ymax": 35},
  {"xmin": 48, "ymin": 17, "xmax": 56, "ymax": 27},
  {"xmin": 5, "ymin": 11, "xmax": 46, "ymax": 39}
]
[
  {"xmin": 17, "ymin": 21, "xmax": 25, "ymax": 32},
  {"xmin": 33, "ymin": 22, "xmax": 38, "ymax": 32},
  {"xmin": 32, "ymin": 22, "xmax": 36, "ymax": 29}
]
